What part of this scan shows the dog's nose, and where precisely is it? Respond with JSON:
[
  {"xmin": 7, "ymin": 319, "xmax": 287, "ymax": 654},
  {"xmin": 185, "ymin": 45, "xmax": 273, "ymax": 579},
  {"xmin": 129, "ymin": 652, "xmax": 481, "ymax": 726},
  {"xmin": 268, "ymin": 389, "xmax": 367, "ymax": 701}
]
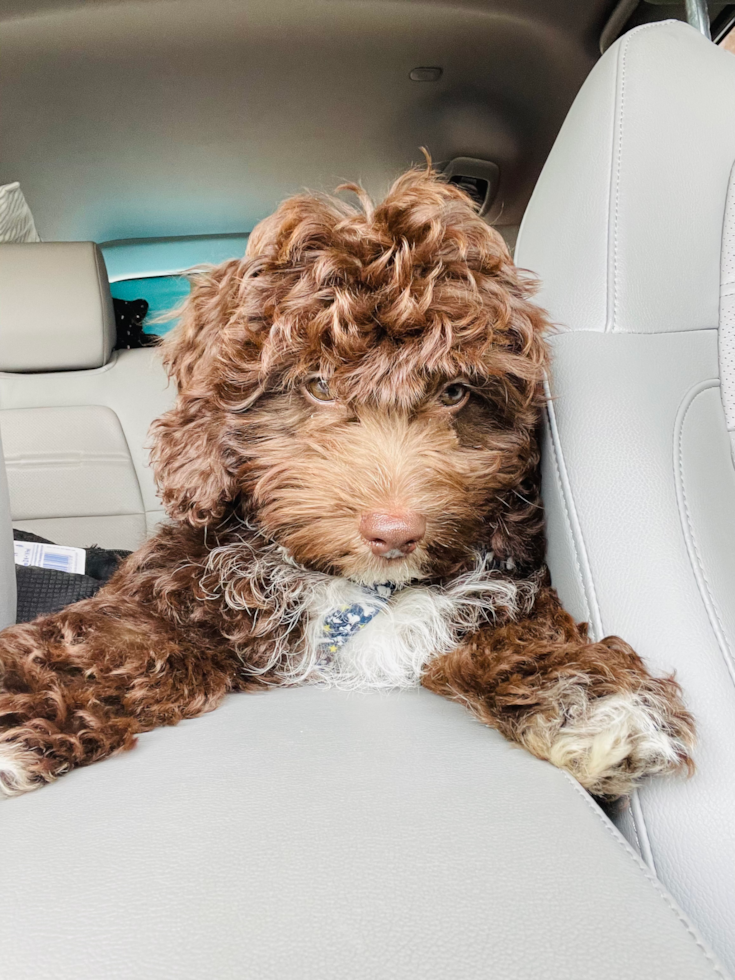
[{"xmin": 359, "ymin": 511, "xmax": 426, "ymax": 558}]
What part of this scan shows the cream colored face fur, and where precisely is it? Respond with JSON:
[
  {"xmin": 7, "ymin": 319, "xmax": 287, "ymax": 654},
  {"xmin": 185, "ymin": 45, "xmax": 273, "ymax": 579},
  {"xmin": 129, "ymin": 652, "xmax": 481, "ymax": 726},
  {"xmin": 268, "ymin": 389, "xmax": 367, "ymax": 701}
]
[{"xmin": 240, "ymin": 394, "xmax": 507, "ymax": 587}]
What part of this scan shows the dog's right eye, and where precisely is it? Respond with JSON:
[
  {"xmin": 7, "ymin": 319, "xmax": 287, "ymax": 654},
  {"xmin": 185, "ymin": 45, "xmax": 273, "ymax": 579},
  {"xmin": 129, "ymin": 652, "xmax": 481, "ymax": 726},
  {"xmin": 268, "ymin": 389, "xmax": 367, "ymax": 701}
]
[{"xmin": 305, "ymin": 378, "xmax": 335, "ymax": 403}]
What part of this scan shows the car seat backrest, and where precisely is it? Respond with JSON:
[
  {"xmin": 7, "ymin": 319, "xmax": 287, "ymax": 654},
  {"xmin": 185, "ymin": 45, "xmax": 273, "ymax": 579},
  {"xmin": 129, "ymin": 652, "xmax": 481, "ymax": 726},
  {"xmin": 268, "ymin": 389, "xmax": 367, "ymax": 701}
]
[
  {"xmin": 0, "ymin": 242, "xmax": 176, "ymax": 550},
  {"xmin": 515, "ymin": 20, "xmax": 735, "ymax": 974}
]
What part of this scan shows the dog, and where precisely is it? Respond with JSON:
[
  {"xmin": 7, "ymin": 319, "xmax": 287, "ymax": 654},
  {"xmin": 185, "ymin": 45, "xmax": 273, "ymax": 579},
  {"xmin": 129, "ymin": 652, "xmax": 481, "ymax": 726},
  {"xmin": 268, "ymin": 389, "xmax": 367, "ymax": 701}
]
[{"xmin": 0, "ymin": 168, "xmax": 695, "ymax": 800}]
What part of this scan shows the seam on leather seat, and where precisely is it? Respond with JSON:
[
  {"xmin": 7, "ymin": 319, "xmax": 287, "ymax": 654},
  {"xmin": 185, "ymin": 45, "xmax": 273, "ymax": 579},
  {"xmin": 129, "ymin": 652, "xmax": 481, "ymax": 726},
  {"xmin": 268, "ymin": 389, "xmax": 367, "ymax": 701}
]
[
  {"xmin": 630, "ymin": 788, "xmax": 656, "ymax": 872},
  {"xmin": 0, "ymin": 353, "xmax": 121, "ymax": 381},
  {"xmin": 675, "ymin": 379, "xmax": 735, "ymax": 688},
  {"xmin": 609, "ymin": 21, "xmax": 674, "ymax": 335},
  {"xmin": 562, "ymin": 771, "xmax": 730, "ymax": 978},
  {"xmin": 4, "ymin": 452, "xmax": 132, "ymax": 466},
  {"xmin": 544, "ymin": 377, "xmax": 602, "ymax": 639},
  {"xmin": 718, "ymin": 159, "xmax": 735, "ymax": 439},
  {"xmin": 607, "ymin": 326, "xmax": 719, "ymax": 336},
  {"xmin": 15, "ymin": 510, "xmax": 145, "ymax": 519},
  {"xmin": 607, "ymin": 24, "xmax": 624, "ymax": 333}
]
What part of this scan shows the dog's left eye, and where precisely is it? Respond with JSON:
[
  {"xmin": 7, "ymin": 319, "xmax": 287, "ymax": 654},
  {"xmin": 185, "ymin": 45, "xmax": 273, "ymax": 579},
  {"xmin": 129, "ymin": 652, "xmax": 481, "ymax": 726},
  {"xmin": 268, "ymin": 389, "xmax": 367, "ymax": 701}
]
[
  {"xmin": 306, "ymin": 378, "xmax": 335, "ymax": 403},
  {"xmin": 438, "ymin": 382, "xmax": 469, "ymax": 408}
]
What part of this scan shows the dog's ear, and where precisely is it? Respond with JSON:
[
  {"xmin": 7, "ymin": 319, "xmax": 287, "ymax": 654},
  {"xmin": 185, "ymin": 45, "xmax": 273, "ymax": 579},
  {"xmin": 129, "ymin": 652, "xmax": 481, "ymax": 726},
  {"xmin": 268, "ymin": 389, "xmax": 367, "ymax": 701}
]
[
  {"xmin": 148, "ymin": 196, "xmax": 343, "ymax": 527},
  {"xmin": 149, "ymin": 260, "xmax": 256, "ymax": 527}
]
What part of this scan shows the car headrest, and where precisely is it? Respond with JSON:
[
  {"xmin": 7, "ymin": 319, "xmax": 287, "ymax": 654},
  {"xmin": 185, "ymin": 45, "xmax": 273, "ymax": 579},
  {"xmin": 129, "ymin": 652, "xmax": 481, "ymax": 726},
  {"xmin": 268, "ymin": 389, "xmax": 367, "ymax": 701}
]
[
  {"xmin": 0, "ymin": 242, "xmax": 116, "ymax": 372},
  {"xmin": 516, "ymin": 20, "xmax": 735, "ymax": 335}
]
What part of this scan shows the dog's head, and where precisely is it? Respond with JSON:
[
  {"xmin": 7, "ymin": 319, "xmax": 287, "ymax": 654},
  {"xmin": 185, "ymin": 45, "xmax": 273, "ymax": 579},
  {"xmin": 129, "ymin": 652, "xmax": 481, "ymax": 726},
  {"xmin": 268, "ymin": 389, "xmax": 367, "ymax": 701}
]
[{"xmin": 150, "ymin": 169, "xmax": 550, "ymax": 585}]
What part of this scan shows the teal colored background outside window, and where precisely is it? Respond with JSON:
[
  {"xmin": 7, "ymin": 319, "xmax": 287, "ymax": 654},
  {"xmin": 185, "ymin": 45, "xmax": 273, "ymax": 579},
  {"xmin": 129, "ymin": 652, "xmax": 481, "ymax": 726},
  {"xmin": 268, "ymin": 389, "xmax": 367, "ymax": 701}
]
[
  {"xmin": 103, "ymin": 233, "xmax": 249, "ymax": 335},
  {"xmin": 109, "ymin": 275, "xmax": 192, "ymax": 334}
]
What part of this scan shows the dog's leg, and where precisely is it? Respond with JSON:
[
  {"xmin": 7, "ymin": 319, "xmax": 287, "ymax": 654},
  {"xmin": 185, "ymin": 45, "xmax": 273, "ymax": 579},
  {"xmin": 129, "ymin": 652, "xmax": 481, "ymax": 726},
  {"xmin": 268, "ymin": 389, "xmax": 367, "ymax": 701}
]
[
  {"xmin": 0, "ymin": 594, "xmax": 243, "ymax": 797},
  {"xmin": 422, "ymin": 586, "xmax": 695, "ymax": 798}
]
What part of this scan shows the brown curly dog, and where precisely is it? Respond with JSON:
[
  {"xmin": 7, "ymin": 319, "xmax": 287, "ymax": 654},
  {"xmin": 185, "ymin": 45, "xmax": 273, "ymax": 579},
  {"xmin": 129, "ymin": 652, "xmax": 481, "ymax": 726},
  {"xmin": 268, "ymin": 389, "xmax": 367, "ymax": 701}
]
[{"xmin": 0, "ymin": 168, "xmax": 694, "ymax": 800}]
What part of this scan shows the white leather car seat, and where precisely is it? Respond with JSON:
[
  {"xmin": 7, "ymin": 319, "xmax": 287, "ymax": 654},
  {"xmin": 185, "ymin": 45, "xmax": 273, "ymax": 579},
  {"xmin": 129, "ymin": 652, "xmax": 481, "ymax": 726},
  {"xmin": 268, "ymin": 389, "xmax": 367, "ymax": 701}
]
[
  {"xmin": 0, "ymin": 242, "xmax": 175, "ymax": 550},
  {"xmin": 516, "ymin": 19, "xmax": 735, "ymax": 973},
  {"xmin": 0, "ymin": 221, "xmax": 729, "ymax": 978}
]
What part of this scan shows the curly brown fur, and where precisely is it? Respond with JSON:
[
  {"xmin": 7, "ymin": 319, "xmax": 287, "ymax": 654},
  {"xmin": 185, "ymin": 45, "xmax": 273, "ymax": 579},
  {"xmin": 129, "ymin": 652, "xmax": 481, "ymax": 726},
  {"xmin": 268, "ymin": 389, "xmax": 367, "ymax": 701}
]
[
  {"xmin": 0, "ymin": 167, "xmax": 694, "ymax": 798},
  {"xmin": 149, "ymin": 168, "xmax": 547, "ymax": 578},
  {"xmin": 422, "ymin": 585, "xmax": 695, "ymax": 798}
]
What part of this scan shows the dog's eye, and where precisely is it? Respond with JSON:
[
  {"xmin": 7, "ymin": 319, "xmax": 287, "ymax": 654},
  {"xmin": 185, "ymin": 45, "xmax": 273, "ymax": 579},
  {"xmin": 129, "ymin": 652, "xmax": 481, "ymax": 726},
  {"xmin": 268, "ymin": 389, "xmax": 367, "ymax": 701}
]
[
  {"xmin": 306, "ymin": 378, "xmax": 335, "ymax": 403},
  {"xmin": 438, "ymin": 382, "xmax": 469, "ymax": 409}
]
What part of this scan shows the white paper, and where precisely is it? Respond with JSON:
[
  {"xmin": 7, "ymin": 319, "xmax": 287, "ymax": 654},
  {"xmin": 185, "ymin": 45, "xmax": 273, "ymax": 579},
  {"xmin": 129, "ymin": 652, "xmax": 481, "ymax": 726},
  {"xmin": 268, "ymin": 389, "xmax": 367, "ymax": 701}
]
[
  {"xmin": 14, "ymin": 540, "xmax": 86, "ymax": 575},
  {"xmin": 0, "ymin": 182, "xmax": 40, "ymax": 243}
]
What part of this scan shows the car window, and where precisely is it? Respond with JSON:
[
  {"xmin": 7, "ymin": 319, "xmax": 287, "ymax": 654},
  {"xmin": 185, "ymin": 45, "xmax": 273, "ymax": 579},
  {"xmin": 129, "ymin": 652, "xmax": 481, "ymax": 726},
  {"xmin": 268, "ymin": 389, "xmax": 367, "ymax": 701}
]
[{"xmin": 103, "ymin": 234, "xmax": 249, "ymax": 335}]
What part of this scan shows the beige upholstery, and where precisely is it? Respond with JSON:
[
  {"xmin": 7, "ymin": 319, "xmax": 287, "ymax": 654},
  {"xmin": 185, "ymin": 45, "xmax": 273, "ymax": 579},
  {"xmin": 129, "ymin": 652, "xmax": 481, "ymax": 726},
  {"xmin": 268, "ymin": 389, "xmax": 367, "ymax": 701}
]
[
  {"xmin": 0, "ymin": 349, "xmax": 175, "ymax": 550},
  {"xmin": 718, "ymin": 168, "xmax": 735, "ymax": 457},
  {"xmin": 0, "ymin": 687, "xmax": 729, "ymax": 979},
  {"xmin": 0, "ymin": 242, "xmax": 116, "ymax": 372},
  {"xmin": 516, "ymin": 20, "xmax": 735, "ymax": 974},
  {"xmin": 0, "ymin": 422, "xmax": 17, "ymax": 629},
  {"xmin": 0, "ymin": 243, "xmax": 175, "ymax": 551},
  {"xmin": 3, "ymin": 405, "xmax": 146, "ymax": 548}
]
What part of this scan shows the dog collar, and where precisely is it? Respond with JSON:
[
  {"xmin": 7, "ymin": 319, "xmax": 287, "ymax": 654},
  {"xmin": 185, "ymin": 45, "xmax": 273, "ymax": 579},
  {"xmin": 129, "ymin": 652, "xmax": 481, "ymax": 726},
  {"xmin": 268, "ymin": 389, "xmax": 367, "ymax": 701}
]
[
  {"xmin": 318, "ymin": 582, "xmax": 398, "ymax": 663},
  {"xmin": 316, "ymin": 551, "xmax": 510, "ymax": 666}
]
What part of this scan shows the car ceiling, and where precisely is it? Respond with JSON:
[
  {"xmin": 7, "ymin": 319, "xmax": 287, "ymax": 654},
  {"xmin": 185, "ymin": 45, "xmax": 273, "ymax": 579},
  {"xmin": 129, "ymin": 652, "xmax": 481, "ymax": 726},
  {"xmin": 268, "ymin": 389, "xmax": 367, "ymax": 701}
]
[{"xmin": 1, "ymin": 0, "xmax": 628, "ymax": 243}]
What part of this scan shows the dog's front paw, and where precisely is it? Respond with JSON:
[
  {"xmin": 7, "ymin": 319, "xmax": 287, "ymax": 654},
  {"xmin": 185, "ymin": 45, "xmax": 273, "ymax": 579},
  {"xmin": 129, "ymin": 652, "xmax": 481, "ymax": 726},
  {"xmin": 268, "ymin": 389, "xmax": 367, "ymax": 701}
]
[
  {"xmin": 523, "ymin": 676, "xmax": 695, "ymax": 799},
  {"xmin": 0, "ymin": 738, "xmax": 52, "ymax": 798}
]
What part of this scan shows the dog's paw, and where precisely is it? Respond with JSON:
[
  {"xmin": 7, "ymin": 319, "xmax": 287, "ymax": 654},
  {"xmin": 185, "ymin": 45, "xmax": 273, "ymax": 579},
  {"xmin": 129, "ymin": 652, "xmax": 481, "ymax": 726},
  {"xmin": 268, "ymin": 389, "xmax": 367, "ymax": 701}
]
[
  {"xmin": 522, "ymin": 678, "xmax": 695, "ymax": 799},
  {"xmin": 0, "ymin": 740, "xmax": 48, "ymax": 798}
]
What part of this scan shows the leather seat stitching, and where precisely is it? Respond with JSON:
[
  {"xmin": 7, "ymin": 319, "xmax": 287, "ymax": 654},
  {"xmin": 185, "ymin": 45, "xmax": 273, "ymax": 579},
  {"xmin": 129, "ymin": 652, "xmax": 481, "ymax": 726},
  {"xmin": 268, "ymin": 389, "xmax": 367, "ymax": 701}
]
[
  {"xmin": 543, "ymin": 377, "xmax": 602, "ymax": 637},
  {"xmin": 14, "ymin": 511, "xmax": 146, "ymax": 521},
  {"xmin": 609, "ymin": 25, "xmax": 625, "ymax": 333},
  {"xmin": 675, "ymin": 379, "xmax": 735, "ymax": 687},
  {"xmin": 630, "ymin": 787, "xmax": 657, "ymax": 872},
  {"xmin": 544, "ymin": 401, "xmax": 591, "ymax": 624},
  {"xmin": 717, "ymin": 159, "xmax": 735, "ymax": 439},
  {"xmin": 5, "ymin": 454, "xmax": 133, "ymax": 465},
  {"xmin": 561, "ymin": 771, "xmax": 729, "ymax": 977},
  {"xmin": 610, "ymin": 22, "xmax": 674, "ymax": 335}
]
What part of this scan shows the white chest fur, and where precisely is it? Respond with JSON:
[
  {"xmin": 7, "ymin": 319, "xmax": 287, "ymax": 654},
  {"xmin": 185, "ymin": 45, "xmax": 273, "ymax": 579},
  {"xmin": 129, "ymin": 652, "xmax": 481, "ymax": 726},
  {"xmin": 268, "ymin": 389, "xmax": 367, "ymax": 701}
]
[
  {"xmin": 287, "ymin": 562, "xmax": 538, "ymax": 691},
  {"xmin": 203, "ymin": 541, "xmax": 538, "ymax": 692}
]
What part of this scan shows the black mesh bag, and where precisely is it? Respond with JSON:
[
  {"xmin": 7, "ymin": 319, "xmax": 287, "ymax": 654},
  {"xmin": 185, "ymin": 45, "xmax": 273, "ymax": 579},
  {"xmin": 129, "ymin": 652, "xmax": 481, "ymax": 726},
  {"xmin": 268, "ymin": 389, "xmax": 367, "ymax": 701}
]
[{"xmin": 13, "ymin": 530, "xmax": 131, "ymax": 623}]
